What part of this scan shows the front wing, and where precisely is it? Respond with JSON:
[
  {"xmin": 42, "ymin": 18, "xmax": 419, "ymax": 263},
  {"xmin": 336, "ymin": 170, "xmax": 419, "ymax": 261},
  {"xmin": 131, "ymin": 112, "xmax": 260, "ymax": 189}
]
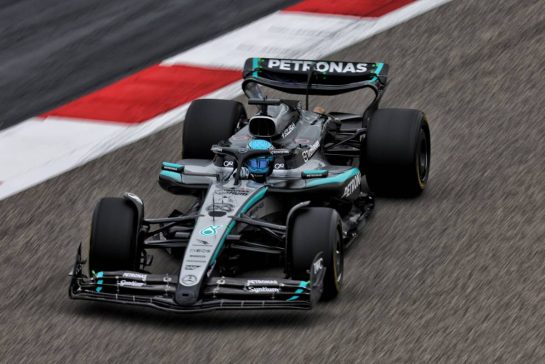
[{"xmin": 69, "ymin": 247, "xmax": 325, "ymax": 313}]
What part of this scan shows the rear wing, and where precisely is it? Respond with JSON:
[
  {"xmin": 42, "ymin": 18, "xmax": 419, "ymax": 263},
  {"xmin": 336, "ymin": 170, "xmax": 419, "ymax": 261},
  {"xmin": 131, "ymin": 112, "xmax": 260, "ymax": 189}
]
[{"xmin": 242, "ymin": 57, "xmax": 388, "ymax": 96}]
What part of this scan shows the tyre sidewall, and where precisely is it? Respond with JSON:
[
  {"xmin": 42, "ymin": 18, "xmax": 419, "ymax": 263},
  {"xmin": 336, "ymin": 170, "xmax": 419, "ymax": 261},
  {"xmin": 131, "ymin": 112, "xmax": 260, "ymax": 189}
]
[
  {"xmin": 364, "ymin": 108, "xmax": 430, "ymax": 196},
  {"xmin": 288, "ymin": 207, "xmax": 342, "ymax": 300},
  {"xmin": 89, "ymin": 198, "xmax": 140, "ymax": 272},
  {"xmin": 182, "ymin": 99, "xmax": 246, "ymax": 159}
]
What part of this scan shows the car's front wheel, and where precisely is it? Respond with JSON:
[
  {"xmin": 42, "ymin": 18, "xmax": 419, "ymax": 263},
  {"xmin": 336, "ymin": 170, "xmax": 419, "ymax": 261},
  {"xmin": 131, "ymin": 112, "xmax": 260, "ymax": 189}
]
[
  {"xmin": 289, "ymin": 207, "xmax": 343, "ymax": 300},
  {"xmin": 89, "ymin": 197, "xmax": 141, "ymax": 273}
]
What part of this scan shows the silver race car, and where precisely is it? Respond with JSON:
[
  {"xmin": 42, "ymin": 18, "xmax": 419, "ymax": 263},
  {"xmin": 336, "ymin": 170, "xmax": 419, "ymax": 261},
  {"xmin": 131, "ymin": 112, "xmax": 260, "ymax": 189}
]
[{"xmin": 69, "ymin": 58, "xmax": 431, "ymax": 312}]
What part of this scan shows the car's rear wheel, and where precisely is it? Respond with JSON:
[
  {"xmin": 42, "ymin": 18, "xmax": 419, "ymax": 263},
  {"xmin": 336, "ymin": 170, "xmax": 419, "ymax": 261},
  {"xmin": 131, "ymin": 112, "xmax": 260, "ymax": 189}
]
[
  {"xmin": 289, "ymin": 207, "xmax": 343, "ymax": 300},
  {"xmin": 363, "ymin": 108, "xmax": 430, "ymax": 197},
  {"xmin": 182, "ymin": 99, "xmax": 246, "ymax": 159},
  {"xmin": 89, "ymin": 198, "xmax": 141, "ymax": 272}
]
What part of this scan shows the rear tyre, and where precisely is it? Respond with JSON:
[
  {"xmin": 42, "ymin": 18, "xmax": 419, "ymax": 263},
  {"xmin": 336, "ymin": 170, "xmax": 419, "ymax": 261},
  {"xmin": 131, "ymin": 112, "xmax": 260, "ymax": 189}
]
[
  {"xmin": 289, "ymin": 207, "xmax": 343, "ymax": 300},
  {"xmin": 89, "ymin": 198, "xmax": 141, "ymax": 272},
  {"xmin": 182, "ymin": 99, "xmax": 246, "ymax": 159},
  {"xmin": 364, "ymin": 108, "xmax": 430, "ymax": 197}
]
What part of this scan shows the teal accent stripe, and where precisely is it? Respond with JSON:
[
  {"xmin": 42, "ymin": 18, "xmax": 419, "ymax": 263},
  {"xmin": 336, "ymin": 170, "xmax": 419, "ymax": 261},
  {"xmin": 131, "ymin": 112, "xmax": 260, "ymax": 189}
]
[
  {"xmin": 210, "ymin": 220, "xmax": 236, "ymax": 265},
  {"xmin": 306, "ymin": 168, "xmax": 359, "ymax": 188},
  {"xmin": 160, "ymin": 170, "xmax": 182, "ymax": 183},
  {"xmin": 163, "ymin": 162, "xmax": 182, "ymax": 168},
  {"xmin": 371, "ymin": 62, "xmax": 384, "ymax": 82},
  {"xmin": 162, "ymin": 162, "xmax": 183, "ymax": 170},
  {"xmin": 286, "ymin": 281, "xmax": 310, "ymax": 301},
  {"xmin": 252, "ymin": 58, "xmax": 259, "ymax": 77},
  {"xmin": 303, "ymin": 169, "xmax": 327, "ymax": 175},
  {"xmin": 375, "ymin": 62, "xmax": 384, "ymax": 76},
  {"xmin": 210, "ymin": 187, "xmax": 268, "ymax": 264},
  {"xmin": 96, "ymin": 273, "xmax": 104, "ymax": 292}
]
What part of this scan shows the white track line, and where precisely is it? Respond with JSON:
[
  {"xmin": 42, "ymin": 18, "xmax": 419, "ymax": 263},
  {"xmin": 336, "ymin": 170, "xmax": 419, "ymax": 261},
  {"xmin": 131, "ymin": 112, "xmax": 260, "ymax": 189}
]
[
  {"xmin": 163, "ymin": 0, "xmax": 453, "ymax": 68},
  {"xmin": 162, "ymin": 12, "xmax": 373, "ymax": 68},
  {"xmin": 0, "ymin": 81, "xmax": 242, "ymax": 199},
  {"xmin": 0, "ymin": 0, "xmax": 453, "ymax": 200}
]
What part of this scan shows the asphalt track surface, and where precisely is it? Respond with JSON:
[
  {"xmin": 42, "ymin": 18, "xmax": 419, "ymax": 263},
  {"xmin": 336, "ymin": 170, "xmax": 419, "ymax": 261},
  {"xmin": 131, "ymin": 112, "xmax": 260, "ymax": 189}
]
[
  {"xmin": 0, "ymin": 0, "xmax": 297, "ymax": 130},
  {"xmin": 2, "ymin": 0, "xmax": 545, "ymax": 362}
]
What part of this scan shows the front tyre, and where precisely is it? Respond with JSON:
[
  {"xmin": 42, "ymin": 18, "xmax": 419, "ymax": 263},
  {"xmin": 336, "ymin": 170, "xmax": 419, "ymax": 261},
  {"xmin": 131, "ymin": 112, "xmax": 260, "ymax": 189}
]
[
  {"xmin": 289, "ymin": 207, "xmax": 343, "ymax": 300},
  {"xmin": 364, "ymin": 108, "xmax": 430, "ymax": 197},
  {"xmin": 89, "ymin": 198, "xmax": 141, "ymax": 272}
]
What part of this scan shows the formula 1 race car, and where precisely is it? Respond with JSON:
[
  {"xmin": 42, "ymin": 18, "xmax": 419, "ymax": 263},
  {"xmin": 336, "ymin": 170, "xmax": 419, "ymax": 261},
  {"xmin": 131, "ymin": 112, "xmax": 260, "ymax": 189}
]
[{"xmin": 69, "ymin": 58, "xmax": 430, "ymax": 312}]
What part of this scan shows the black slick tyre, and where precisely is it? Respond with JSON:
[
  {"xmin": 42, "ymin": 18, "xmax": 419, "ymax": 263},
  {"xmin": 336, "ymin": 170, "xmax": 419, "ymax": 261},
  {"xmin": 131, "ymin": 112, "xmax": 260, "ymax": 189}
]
[
  {"xmin": 364, "ymin": 108, "xmax": 430, "ymax": 197},
  {"xmin": 182, "ymin": 99, "xmax": 246, "ymax": 159},
  {"xmin": 289, "ymin": 207, "xmax": 343, "ymax": 300},
  {"xmin": 89, "ymin": 198, "xmax": 140, "ymax": 272}
]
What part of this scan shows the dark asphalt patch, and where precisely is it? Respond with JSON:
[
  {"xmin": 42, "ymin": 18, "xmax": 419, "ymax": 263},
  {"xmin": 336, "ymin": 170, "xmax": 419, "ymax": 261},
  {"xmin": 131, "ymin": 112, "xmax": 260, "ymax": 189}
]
[{"xmin": 0, "ymin": 0, "xmax": 298, "ymax": 130}]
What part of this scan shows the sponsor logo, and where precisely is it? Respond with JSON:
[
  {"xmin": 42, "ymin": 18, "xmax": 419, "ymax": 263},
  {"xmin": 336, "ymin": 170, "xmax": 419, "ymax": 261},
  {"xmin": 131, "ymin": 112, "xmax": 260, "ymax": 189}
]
[
  {"xmin": 313, "ymin": 258, "xmax": 324, "ymax": 275},
  {"xmin": 215, "ymin": 188, "xmax": 250, "ymax": 196},
  {"xmin": 341, "ymin": 173, "xmax": 361, "ymax": 198},
  {"xmin": 184, "ymin": 265, "xmax": 200, "ymax": 271},
  {"xmin": 246, "ymin": 279, "xmax": 278, "ymax": 285},
  {"xmin": 281, "ymin": 123, "xmax": 296, "ymax": 138},
  {"xmin": 245, "ymin": 279, "xmax": 280, "ymax": 293},
  {"xmin": 267, "ymin": 59, "xmax": 368, "ymax": 74},
  {"xmin": 181, "ymin": 275, "xmax": 198, "ymax": 286},
  {"xmin": 274, "ymin": 163, "xmax": 285, "ymax": 169},
  {"xmin": 196, "ymin": 239, "xmax": 210, "ymax": 246},
  {"xmin": 122, "ymin": 272, "xmax": 147, "ymax": 281},
  {"xmin": 223, "ymin": 160, "xmax": 234, "ymax": 167},
  {"xmin": 119, "ymin": 280, "xmax": 145, "ymax": 287},
  {"xmin": 200, "ymin": 225, "xmax": 223, "ymax": 236},
  {"xmin": 247, "ymin": 287, "xmax": 280, "ymax": 293},
  {"xmin": 189, "ymin": 254, "xmax": 207, "ymax": 259},
  {"xmin": 271, "ymin": 149, "xmax": 290, "ymax": 156},
  {"xmin": 206, "ymin": 202, "xmax": 233, "ymax": 213},
  {"xmin": 190, "ymin": 248, "xmax": 211, "ymax": 254},
  {"xmin": 302, "ymin": 140, "xmax": 320, "ymax": 162}
]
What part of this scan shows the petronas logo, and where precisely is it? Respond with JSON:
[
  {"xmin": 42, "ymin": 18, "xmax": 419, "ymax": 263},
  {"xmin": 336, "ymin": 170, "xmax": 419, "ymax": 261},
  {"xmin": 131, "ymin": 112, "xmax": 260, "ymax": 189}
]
[{"xmin": 200, "ymin": 225, "xmax": 223, "ymax": 236}]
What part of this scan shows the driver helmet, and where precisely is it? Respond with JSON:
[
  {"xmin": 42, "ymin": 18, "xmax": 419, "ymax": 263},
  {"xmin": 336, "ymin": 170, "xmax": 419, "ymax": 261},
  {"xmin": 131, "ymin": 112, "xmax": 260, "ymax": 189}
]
[{"xmin": 246, "ymin": 139, "xmax": 274, "ymax": 176}]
